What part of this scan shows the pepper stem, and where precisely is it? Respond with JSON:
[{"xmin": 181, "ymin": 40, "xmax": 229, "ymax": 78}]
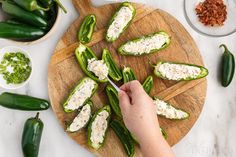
[
  {"xmin": 54, "ymin": 0, "xmax": 67, "ymax": 13},
  {"xmin": 220, "ymin": 44, "xmax": 230, "ymax": 54},
  {"xmin": 38, "ymin": 6, "xmax": 50, "ymax": 11},
  {"xmin": 35, "ymin": 112, "xmax": 40, "ymax": 119}
]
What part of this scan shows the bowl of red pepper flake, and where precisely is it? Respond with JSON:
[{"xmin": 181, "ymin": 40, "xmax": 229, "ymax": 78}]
[{"xmin": 184, "ymin": 0, "xmax": 236, "ymax": 37}]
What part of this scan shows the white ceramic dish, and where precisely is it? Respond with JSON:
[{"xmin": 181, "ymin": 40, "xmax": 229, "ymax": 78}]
[
  {"xmin": 0, "ymin": 46, "xmax": 33, "ymax": 89},
  {"xmin": 184, "ymin": 0, "xmax": 236, "ymax": 37}
]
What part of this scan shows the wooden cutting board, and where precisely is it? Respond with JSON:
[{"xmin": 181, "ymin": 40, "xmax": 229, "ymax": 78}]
[{"xmin": 48, "ymin": 0, "xmax": 207, "ymax": 156}]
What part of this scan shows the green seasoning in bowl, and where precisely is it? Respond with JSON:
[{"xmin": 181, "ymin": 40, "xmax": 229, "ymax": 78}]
[{"xmin": 0, "ymin": 52, "xmax": 31, "ymax": 84}]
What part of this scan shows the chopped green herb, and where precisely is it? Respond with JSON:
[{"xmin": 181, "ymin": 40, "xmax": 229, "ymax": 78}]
[{"xmin": 0, "ymin": 52, "xmax": 31, "ymax": 84}]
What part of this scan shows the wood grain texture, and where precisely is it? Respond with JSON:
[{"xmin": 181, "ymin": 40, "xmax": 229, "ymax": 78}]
[{"xmin": 48, "ymin": 0, "xmax": 207, "ymax": 156}]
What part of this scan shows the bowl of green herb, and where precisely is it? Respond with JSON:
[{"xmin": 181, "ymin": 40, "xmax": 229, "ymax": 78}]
[{"xmin": 0, "ymin": 46, "xmax": 32, "ymax": 89}]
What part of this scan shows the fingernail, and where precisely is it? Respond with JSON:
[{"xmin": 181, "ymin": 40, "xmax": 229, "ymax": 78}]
[{"xmin": 118, "ymin": 90, "xmax": 124, "ymax": 96}]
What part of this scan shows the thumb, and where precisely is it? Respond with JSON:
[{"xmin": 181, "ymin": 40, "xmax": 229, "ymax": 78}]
[{"xmin": 118, "ymin": 90, "xmax": 131, "ymax": 115}]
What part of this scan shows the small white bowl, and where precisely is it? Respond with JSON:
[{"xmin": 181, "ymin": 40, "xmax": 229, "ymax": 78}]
[{"xmin": 0, "ymin": 46, "xmax": 33, "ymax": 89}]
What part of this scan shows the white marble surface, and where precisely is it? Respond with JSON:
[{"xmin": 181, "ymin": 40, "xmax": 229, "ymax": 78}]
[{"xmin": 0, "ymin": 0, "xmax": 236, "ymax": 157}]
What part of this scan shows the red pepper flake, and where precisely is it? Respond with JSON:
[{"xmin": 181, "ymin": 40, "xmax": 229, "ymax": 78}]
[{"xmin": 195, "ymin": 0, "xmax": 227, "ymax": 26}]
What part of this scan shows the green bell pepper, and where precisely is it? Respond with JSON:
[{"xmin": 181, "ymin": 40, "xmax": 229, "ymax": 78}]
[
  {"xmin": 102, "ymin": 48, "xmax": 122, "ymax": 81},
  {"xmin": 118, "ymin": 31, "xmax": 171, "ymax": 56},
  {"xmin": 22, "ymin": 113, "xmax": 44, "ymax": 157},
  {"xmin": 78, "ymin": 14, "xmax": 96, "ymax": 44},
  {"xmin": 106, "ymin": 85, "xmax": 121, "ymax": 118},
  {"xmin": 142, "ymin": 75, "xmax": 153, "ymax": 95},
  {"xmin": 153, "ymin": 61, "xmax": 208, "ymax": 81},
  {"xmin": 75, "ymin": 44, "xmax": 108, "ymax": 83},
  {"xmin": 220, "ymin": 44, "xmax": 235, "ymax": 87},
  {"xmin": 88, "ymin": 105, "xmax": 111, "ymax": 150},
  {"xmin": 122, "ymin": 67, "xmax": 137, "ymax": 83},
  {"xmin": 110, "ymin": 120, "xmax": 135, "ymax": 157},
  {"xmin": 0, "ymin": 92, "xmax": 50, "ymax": 111},
  {"xmin": 63, "ymin": 77, "xmax": 98, "ymax": 113},
  {"xmin": 106, "ymin": 2, "xmax": 136, "ymax": 42}
]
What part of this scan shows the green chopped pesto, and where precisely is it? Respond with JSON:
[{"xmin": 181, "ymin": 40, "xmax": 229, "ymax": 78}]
[{"xmin": 0, "ymin": 52, "xmax": 31, "ymax": 84}]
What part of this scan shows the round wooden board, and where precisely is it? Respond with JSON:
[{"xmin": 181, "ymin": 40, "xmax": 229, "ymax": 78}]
[{"xmin": 48, "ymin": 0, "xmax": 207, "ymax": 157}]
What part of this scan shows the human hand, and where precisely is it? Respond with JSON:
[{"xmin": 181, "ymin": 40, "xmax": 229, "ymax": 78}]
[{"xmin": 118, "ymin": 80, "xmax": 161, "ymax": 143}]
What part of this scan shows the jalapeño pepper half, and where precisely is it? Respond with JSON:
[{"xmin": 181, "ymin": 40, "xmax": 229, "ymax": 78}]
[
  {"xmin": 102, "ymin": 48, "xmax": 122, "ymax": 81},
  {"xmin": 87, "ymin": 105, "xmax": 111, "ymax": 150},
  {"xmin": 142, "ymin": 75, "xmax": 153, "ymax": 95},
  {"xmin": 75, "ymin": 44, "xmax": 108, "ymax": 82},
  {"xmin": 122, "ymin": 67, "xmax": 137, "ymax": 83},
  {"xmin": 106, "ymin": 2, "xmax": 136, "ymax": 42},
  {"xmin": 153, "ymin": 61, "xmax": 208, "ymax": 81},
  {"xmin": 78, "ymin": 14, "xmax": 96, "ymax": 44},
  {"xmin": 63, "ymin": 77, "xmax": 98, "ymax": 113},
  {"xmin": 106, "ymin": 85, "xmax": 121, "ymax": 118},
  {"xmin": 110, "ymin": 120, "xmax": 135, "ymax": 157}
]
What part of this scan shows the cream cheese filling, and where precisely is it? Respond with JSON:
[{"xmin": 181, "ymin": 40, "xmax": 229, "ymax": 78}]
[
  {"xmin": 122, "ymin": 33, "xmax": 169, "ymax": 55},
  {"xmin": 67, "ymin": 104, "xmax": 91, "ymax": 132},
  {"xmin": 65, "ymin": 78, "xmax": 95, "ymax": 111},
  {"xmin": 90, "ymin": 111, "xmax": 109, "ymax": 148},
  {"xmin": 156, "ymin": 63, "xmax": 201, "ymax": 80},
  {"xmin": 153, "ymin": 98, "xmax": 188, "ymax": 119},
  {"xmin": 87, "ymin": 58, "xmax": 109, "ymax": 80},
  {"xmin": 107, "ymin": 6, "xmax": 133, "ymax": 39}
]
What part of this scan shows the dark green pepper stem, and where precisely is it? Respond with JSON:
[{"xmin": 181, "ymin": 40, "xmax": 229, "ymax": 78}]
[
  {"xmin": 110, "ymin": 120, "xmax": 135, "ymax": 157},
  {"xmin": 1, "ymin": 0, "xmax": 48, "ymax": 27},
  {"xmin": 13, "ymin": 0, "xmax": 49, "ymax": 11},
  {"xmin": 122, "ymin": 67, "xmax": 137, "ymax": 83},
  {"xmin": 0, "ymin": 92, "xmax": 50, "ymax": 111},
  {"xmin": 22, "ymin": 112, "xmax": 44, "ymax": 157},
  {"xmin": 142, "ymin": 76, "xmax": 154, "ymax": 95},
  {"xmin": 78, "ymin": 14, "xmax": 96, "ymax": 44},
  {"xmin": 220, "ymin": 44, "xmax": 235, "ymax": 87},
  {"xmin": 102, "ymin": 49, "xmax": 122, "ymax": 81}
]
